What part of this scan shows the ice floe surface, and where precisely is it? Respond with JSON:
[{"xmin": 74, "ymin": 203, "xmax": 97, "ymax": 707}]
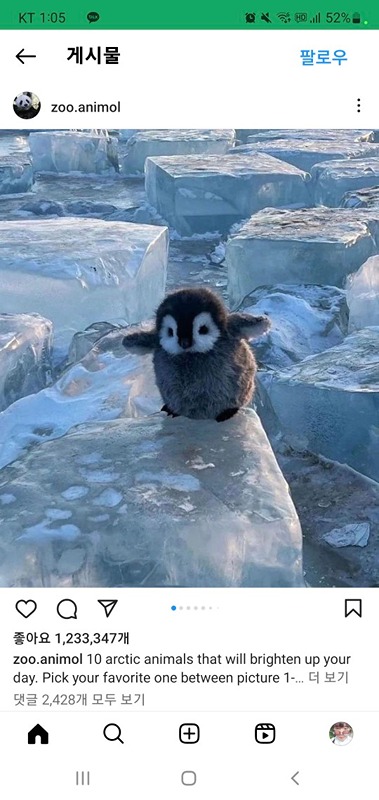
[
  {"xmin": 145, "ymin": 153, "xmax": 311, "ymax": 235},
  {"xmin": 346, "ymin": 255, "xmax": 379, "ymax": 331},
  {"xmin": 0, "ymin": 153, "xmax": 33, "ymax": 194},
  {"xmin": 230, "ymin": 139, "xmax": 379, "ymax": 173},
  {"xmin": 240, "ymin": 285, "xmax": 348, "ymax": 369},
  {"xmin": 1, "ymin": 128, "xmax": 379, "ymax": 588},
  {"xmin": 0, "ymin": 313, "xmax": 52, "ymax": 411},
  {"xmin": 0, "ymin": 330, "xmax": 160, "ymax": 470},
  {"xmin": 311, "ymin": 158, "xmax": 379, "ymax": 206},
  {"xmin": 121, "ymin": 129, "xmax": 235, "ymax": 175},
  {"xmin": 0, "ymin": 218, "xmax": 168, "ymax": 349},
  {"xmin": 259, "ymin": 327, "xmax": 379, "ymax": 482},
  {"xmin": 226, "ymin": 207, "xmax": 379, "ymax": 307},
  {"xmin": 0, "ymin": 409, "xmax": 303, "ymax": 587},
  {"xmin": 29, "ymin": 131, "xmax": 119, "ymax": 174}
]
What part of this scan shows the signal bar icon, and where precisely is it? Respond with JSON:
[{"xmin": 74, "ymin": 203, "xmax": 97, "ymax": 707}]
[{"xmin": 310, "ymin": 11, "xmax": 321, "ymax": 22}]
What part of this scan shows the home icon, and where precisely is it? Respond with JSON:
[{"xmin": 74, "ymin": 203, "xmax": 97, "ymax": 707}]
[{"xmin": 28, "ymin": 724, "xmax": 49, "ymax": 744}]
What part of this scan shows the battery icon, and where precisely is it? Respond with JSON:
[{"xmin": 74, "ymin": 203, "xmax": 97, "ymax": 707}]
[{"xmin": 352, "ymin": 12, "xmax": 361, "ymax": 22}]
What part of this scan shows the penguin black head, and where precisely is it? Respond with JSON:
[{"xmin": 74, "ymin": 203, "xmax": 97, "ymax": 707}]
[{"xmin": 156, "ymin": 287, "xmax": 228, "ymax": 355}]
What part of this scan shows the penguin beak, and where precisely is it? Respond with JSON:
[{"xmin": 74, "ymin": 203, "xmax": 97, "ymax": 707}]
[{"xmin": 179, "ymin": 338, "xmax": 192, "ymax": 350}]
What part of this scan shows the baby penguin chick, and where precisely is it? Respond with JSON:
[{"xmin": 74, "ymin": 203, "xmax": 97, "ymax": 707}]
[{"xmin": 122, "ymin": 287, "xmax": 270, "ymax": 422}]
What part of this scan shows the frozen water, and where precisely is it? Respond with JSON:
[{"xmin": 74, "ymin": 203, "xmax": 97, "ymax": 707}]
[
  {"xmin": 242, "ymin": 129, "xmax": 370, "ymax": 143},
  {"xmin": 145, "ymin": 153, "xmax": 311, "ymax": 235},
  {"xmin": 67, "ymin": 321, "xmax": 122, "ymax": 364},
  {"xmin": 0, "ymin": 313, "xmax": 52, "ymax": 411},
  {"xmin": 121, "ymin": 129, "xmax": 235, "ymax": 175},
  {"xmin": 36, "ymin": 173, "xmax": 146, "ymax": 214},
  {"xmin": 29, "ymin": 131, "xmax": 119, "ymax": 175},
  {"xmin": 93, "ymin": 488, "xmax": 123, "ymax": 507},
  {"xmin": 0, "ymin": 172, "xmax": 147, "ymax": 222},
  {"xmin": 240, "ymin": 285, "xmax": 348, "ymax": 369},
  {"xmin": 0, "ymin": 133, "xmax": 29, "ymax": 158},
  {"xmin": 230, "ymin": 139, "xmax": 379, "ymax": 174},
  {"xmin": 61, "ymin": 486, "xmax": 89, "ymax": 500},
  {"xmin": 118, "ymin": 130, "xmax": 140, "ymax": 141},
  {"xmin": 0, "ymin": 329, "xmax": 160, "ymax": 470},
  {"xmin": 346, "ymin": 256, "xmax": 379, "ymax": 331},
  {"xmin": 0, "ymin": 173, "xmax": 147, "ymax": 223},
  {"xmin": 226, "ymin": 207, "xmax": 379, "ymax": 306},
  {"xmin": 0, "ymin": 154, "xmax": 33, "ymax": 194},
  {"xmin": 0, "ymin": 218, "xmax": 168, "ymax": 349},
  {"xmin": 235, "ymin": 130, "xmax": 270, "ymax": 142},
  {"xmin": 0, "ymin": 409, "xmax": 303, "ymax": 587},
  {"xmin": 0, "ymin": 494, "xmax": 16, "ymax": 505},
  {"xmin": 311, "ymin": 158, "xmax": 379, "ymax": 206},
  {"xmin": 259, "ymin": 327, "xmax": 379, "ymax": 482},
  {"xmin": 341, "ymin": 185, "xmax": 379, "ymax": 209},
  {"xmin": 66, "ymin": 318, "xmax": 159, "ymax": 367}
]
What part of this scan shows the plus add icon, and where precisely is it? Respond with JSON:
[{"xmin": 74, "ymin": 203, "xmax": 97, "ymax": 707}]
[{"xmin": 179, "ymin": 723, "xmax": 200, "ymax": 744}]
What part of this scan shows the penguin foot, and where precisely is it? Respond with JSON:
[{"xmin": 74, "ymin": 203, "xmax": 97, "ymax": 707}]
[
  {"xmin": 161, "ymin": 404, "xmax": 180, "ymax": 418},
  {"xmin": 216, "ymin": 407, "xmax": 239, "ymax": 422}
]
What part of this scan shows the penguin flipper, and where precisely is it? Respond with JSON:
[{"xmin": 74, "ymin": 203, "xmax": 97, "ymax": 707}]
[
  {"xmin": 122, "ymin": 328, "xmax": 158, "ymax": 352},
  {"xmin": 161, "ymin": 404, "xmax": 180, "ymax": 418},
  {"xmin": 227, "ymin": 312, "xmax": 271, "ymax": 340}
]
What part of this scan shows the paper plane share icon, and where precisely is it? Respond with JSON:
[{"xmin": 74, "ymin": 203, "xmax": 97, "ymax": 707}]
[{"xmin": 98, "ymin": 599, "xmax": 118, "ymax": 618}]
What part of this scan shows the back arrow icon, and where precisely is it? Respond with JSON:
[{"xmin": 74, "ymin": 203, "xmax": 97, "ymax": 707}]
[
  {"xmin": 16, "ymin": 48, "xmax": 37, "ymax": 64},
  {"xmin": 291, "ymin": 772, "xmax": 300, "ymax": 785}
]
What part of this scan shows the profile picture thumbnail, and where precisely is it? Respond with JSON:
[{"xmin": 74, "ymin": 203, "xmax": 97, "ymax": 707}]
[
  {"xmin": 13, "ymin": 91, "xmax": 41, "ymax": 120},
  {"xmin": 329, "ymin": 721, "xmax": 354, "ymax": 746}
]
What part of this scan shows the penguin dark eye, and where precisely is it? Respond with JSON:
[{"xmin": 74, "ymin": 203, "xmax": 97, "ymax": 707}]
[
  {"xmin": 167, "ymin": 327, "xmax": 174, "ymax": 337},
  {"xmin": 199, "ymin": 325, "xmax": 209, "ymax": 335}
]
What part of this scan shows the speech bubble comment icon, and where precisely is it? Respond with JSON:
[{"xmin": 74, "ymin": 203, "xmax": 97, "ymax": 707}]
[
  {"xmin": 87, "ymin": 11, "xmax": 100, "ymax": 22},
  {"xmin": 57, "ymin": 599, "xmax": 78, "ymax": 620}
]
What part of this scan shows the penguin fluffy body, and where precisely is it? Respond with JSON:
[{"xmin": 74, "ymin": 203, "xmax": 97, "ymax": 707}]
[{"xmin": 122, "ymin": 287, "xmax": 270, "ymax": 422}]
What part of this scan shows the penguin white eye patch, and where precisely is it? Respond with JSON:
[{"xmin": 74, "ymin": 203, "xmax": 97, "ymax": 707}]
[
  {"xmin": 160, "ymin": 315, "xmax": 177, "ymax": 336},
  {"xmin": 192, "ymin": 312, "xmax": 220, "ymax": 351},
  {"xmin": 192, "ymin": 312, "xmax": 217, "ymax": 334},
  {"xmin": 159, "ymin": 315, "xmax": 181, "ymax": 353}
]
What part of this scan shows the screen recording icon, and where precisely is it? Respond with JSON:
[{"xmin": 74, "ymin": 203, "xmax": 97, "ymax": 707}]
[{"xmin": 255, "ymin": 723, "xmax": 276, "ymax": 744}]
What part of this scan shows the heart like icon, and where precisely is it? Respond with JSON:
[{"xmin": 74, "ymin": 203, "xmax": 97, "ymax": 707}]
[{"xmin": 16, "ymin": 600, "xmax": 37, "ymax": 618}]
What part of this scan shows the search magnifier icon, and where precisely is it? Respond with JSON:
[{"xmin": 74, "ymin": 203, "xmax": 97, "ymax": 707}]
[{"xmin": 103, "ymin": 724, "xmax": 124, "ymax": 744}]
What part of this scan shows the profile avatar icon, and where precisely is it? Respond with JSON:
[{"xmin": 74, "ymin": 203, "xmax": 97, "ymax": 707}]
[
  {"xmin": 329, "ymin": 721, "xmax": 354, "ymax": 746},
  {"xmin": 13, "ymin": 91, "xmax": 41, "ymax": 120}
]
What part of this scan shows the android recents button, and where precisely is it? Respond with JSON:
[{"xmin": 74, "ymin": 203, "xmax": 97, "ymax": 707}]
[
  {"xmin": 75, "ymin": 771, "xmax": 90, "ymax": 786},
  {"xmin": 181, "ymin": 771, "xmax": 197, "ymax": 786}
]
